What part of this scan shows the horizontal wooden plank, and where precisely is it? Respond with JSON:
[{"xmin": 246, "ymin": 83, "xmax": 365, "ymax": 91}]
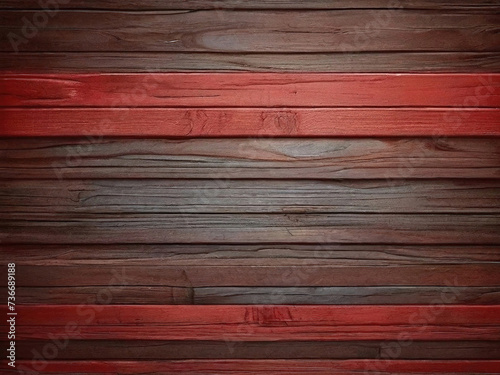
[
  {"xmin": 0, "ymin": 286, "xmax": 193, "ymax": 305},
  {"xmin": 1, "ymin": 213, "xmax": 499, "ymax": 244},
  {"xmin": 2, "ymin": 52, "xmax": 499, "ymax": 72},
  {"xmin": 4, "ymin": 286, "xmax": 499, "ymax": 305},
  {"xmin": 2, "ymin": 108, "xmax": 500, "ymax": 137},
  {"xmin": 1, "ymin": 10, "xmax": 498, "ymax": 53},
  {"xmin": 10, "ymin": 360, "xmax": 500, "ymax": 374},
  {"xmin": 1, "ymin": 138, "xmax": 498, "ymax": 179},
  {"xmin": 6, "ymin": 305, "xmax": 500, "ymax": 341},
  {"xmin": 2, "ymin": 179, "xmax": 499, "ymax": 214},
  {"xmin": 2, "ymin": 73, "xmax": 499, "ymax": 108},
  {"xmin": 2, "ymin": 1, "xmax": 499, "ymax": 10},
  {"xmin": 13, "ymin": 340, "xmax": 500, "ymax": 360},
  {"xmin": 5, "ymin": 264, "xmax": 500, "ymax": 287},
  {"xmin": 2, "ymin": 245, "xmax": 499, "ymax": 288},
  {"xmin": 3, "ymin": 244, "xmax": 499, "ymax": 266},
  {"xmin": 193, "ymin": 287, "xmax": 500, "ymax": 305}
]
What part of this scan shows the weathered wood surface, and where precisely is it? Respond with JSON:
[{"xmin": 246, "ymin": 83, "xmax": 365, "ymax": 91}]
[
  {"xmin": 3, "ymin": 244, "xmax": 500, "ymax": 265},
  {"xmin": 1, "ymin": 138, "xmax": 499, "ymax": 179},
  {"xmin": 6, "ymin": 305, "xmax": 500, "ymax": 341},
  {"xmin": 2, "ymin": 73, "xmax": 498, "ymax": 108},
  {"xmin": 1, "ymin": 0, "xmax": 499, "ymax": 372},
  {"xmin": 2, "ymin": 213, "xmax": 499, "ymax": 244},
  {"xmin": 2, "ymin": 179, "xmax": 499, "ymax": 214},
  {"xmin": 4, "ymin": 263, "xmax": 500, "ymax": 287},
  {"xmin": 13, "ymin": 340, "xmax": 500, "ymax": 360},
  {"xmin": 10, "ymin": 359, "xmax": 500, "ymax": 374},
  {"xmin": 2, "ymin": 52, "xmax": 499, "ymax": 72},
  {"xmin": 3, "ymin": 243, "xmax": 499, "ymax": 303},
  {"xmin": 4, "ymin": 286, "xmax": 499, "ymax": 305},
  {"xmin": 1, "ymin": 10, "xmax": 499, "ymax": 53},
  {"xmin": 3, "ymin": 108, "xmax": 499, "ymax": 137},
  {"xmin": 2, "ymin": 1, "xmax": 499, "ymax": 10}
]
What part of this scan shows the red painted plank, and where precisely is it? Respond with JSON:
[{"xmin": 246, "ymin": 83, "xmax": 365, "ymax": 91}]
[
  {"xmin": 7, "ymin": 305, "xmax": 500, "ymax": 341},
  {"xmin": 10, "ymin": 360, "xmax": 500, "ymax": 373},
  {"xmin": 1, "ymin": 108, "xmax": 499, "ymax": 137},
  {"xmin": 1, "ymin": 73, "xmax": 499, "ymax": 108}
]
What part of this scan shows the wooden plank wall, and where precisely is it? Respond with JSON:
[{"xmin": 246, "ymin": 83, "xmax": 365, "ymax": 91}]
[{"xmin": 0, "ymin": 1, "xmax": 499, "ymax": 374}]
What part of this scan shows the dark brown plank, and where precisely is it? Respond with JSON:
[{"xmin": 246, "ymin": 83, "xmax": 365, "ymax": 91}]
[
  {"xmin": 1, "ymin": 138, "xmax": 498, "ymax": 180},
  {"xmin": 1, "ymin": 213, "xmax": 499, "ymax": 244},
  {"xmin": 5, "ymin": 264, "xmax": 500, "ymax": 287},
  {"xmin": 11, "ymin": 359, "xmax": 500, "ymax": 374},
  {"xmin": 4, "ymin": 286, "xmax": 499, "ymax": 305},
  {"xmin": 3, "ymin": 244, "xmax": 499, "ymax": 266},
  {"xmin": 0, "ymin": 286, "xmax": 193, "ymax": 305},
  {"xmin": 193, "ymin": 287, "xmax": 500, "ymax": 305},
  {"xmin": 5, "ymin": 243, "xmax": 497, "ymax": 291},
  {"xmin": 1, "ymin": 11, "xmax": 498, "ymax": 52},
  {"xmin": 13, "ymin": 340, "xmax": 500, "ymax": 360},
  {"xmin": 2, "ymin": 179, "xmax": 499, "ymax": 214},
  {"xmin": 2, "ymin": 52, "xmax": 499, "ymax": 72},
  {"xmin": 3, "ymin": 73, "xmax": 499, "ymax": 108},
  {"xmin": 2, "ymin": 1, "xmax": 499, "ymax": 10}
]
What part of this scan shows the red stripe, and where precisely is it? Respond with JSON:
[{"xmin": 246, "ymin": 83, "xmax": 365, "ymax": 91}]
[
  {"xmin": 10, "ymin": 360, "xmax": 500, "ymax": 373},
  {"xmin": 7, "ymin": 305, "xmax": 500, "ymax": 341},
  {"xmin": 2, "ymin": 108, "xmax": 498, "ymax": 136},
  {"xmin": 2, "ymin": 73, "xmax": 499, "ymax": 108}
]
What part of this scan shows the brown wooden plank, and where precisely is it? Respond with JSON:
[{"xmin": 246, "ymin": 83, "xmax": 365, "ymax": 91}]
[
  {"xmin": 3, "ymin": 244, "xmax": 499, "ymax": 266},
  {"xmin": 2, "ymin": 179, "xmax": 499, "ymax": 214},
  {"xmin": 6, "ymin": 264, "xmax": 500, "ymax": 287},
  {"xmin": 13, "ymin": 340, "xmax": 500, "ymax": 360},
  {"xmin": 0, "ymin": 52, "xmax": 500, "ymax": 73},
  {"xmin": 3, "ymin": 108, "xmax": 499, "ymax": 137},
  {"xmin": 2, "ymin": 73, "xmax": 498, "ymax": 108},
  {"xmin": 1, "ymin": 10, "xmax": 498, "ymax": 53},
  {"xmin": 2, "ymin": 52, "xmax": 499, "ymax": 72},
  {"xmin": 0, "ymin": 286, "xmax": 193, "ymax": 305},
  {"xmin": 1, "ymin": 213, "xmax": 499, "ymax": 244},
  {"xmin": 1, "ymin": 138, "xmax": 498, "ymax": 179},
  {"xmin": 4, "ymin": 286, "xmax": 499, "ymax": 305},
  {"xmin": 10, "ymin": 359, "xmax": 500, "ymax": 374},
  {"xmin": 2, "ymin": 1, "xmax": 499, "ymax": 10},
  {"xmin": 193, "ymin": 287, "xmax": 500, "ymax": 305},
  {"xmin": 2, "ymin": 244, "xmax": 499, "ymax": 288}
]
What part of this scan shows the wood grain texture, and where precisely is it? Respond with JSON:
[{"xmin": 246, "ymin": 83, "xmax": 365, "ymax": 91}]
[
  {"xmin": 1, "ymin": 138, "xmax": 498, "ymax": 180},
  {"xmin": 1, "ymin": 10, "xmax": 499, "ymax": 53},
  {"xmin": 1, "ymin": 0, "xmax": 499, "ymax": 371},
  {"xmin": 2, "ymin": 179, "xmax": 499, "ymax": 214},
  {"xmin": 2, "ymin": 244, "xmax": 499, "ymax": 288},
  {"xmin": 193, "ymin": 287, "xmax": 500, "ymax": 305},
  {"xmin": 5, "ymin": 264, "xmax": 500, "ymax": 287},
  {"xmin": 13, "ymin": 340, "xmax": 500, "ymax": 360},
  {"xmin": 2, "ymin": 213, "xmax": 499, "ymax": 244},
  {"xmin": 10, "ymin": 360, "xmax": 500, "ymax": 374},
  {"xmin": 2, "ymin": 73, "xmax": 498, "ymax": 108},
  {"xmin": 4, "ymin": 286, "xmax": 500, "ymax": 305},
  {"xmin": 2, "ymin": 52, "xmax": 499, "ymax": 72},
  {"xmin": 6, "ymin": 305, "xmax": 500, "ymax": 341},
  {"xmin": 2, "ymin": 0, "xmax": 499, "ymax": 10},
  {"xmin": 2, "ymin": 108, "xmax": 500, "ymax": 137},
  {"xmin": 4, "ymin": 244, "xmax": 499, "ymax": 266}
]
